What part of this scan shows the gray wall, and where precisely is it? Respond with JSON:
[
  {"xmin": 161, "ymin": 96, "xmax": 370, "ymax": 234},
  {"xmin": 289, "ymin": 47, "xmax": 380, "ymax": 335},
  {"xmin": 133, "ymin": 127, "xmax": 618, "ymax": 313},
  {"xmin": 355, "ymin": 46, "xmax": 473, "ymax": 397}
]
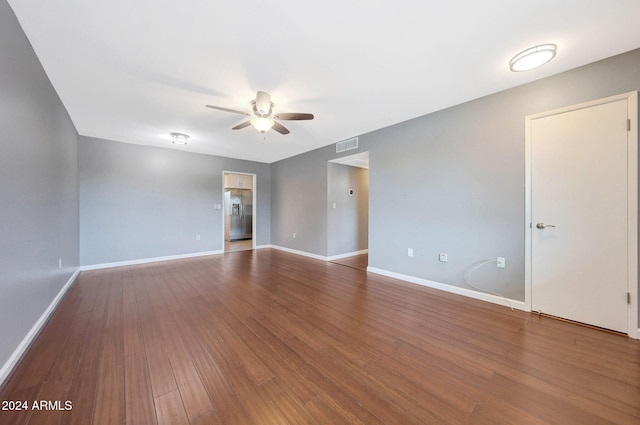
[
  {"xmin": 270, "ymin": 150, "xmax": 330, "ymax": 256},
  {"xmin": 0, "ymin": 0, "xmax": 79, "ymax": 369},
  {"xmin": 366, "ymin": 49, "xmax": 640, "ymax": 302},
  {"xmin": 327, "ymin": 163, "xmax": 369, "ymax": 257},
  {"xmin": 79, "ymin": 136, "xmax": 270, "ymax": 265},
  {"xmin": 272, "ymin": 48, "xmax": 640, "ymax": 303},
  {"xmin": 366, "ymin": 93, "xmax": 525, "ymax": 299}
]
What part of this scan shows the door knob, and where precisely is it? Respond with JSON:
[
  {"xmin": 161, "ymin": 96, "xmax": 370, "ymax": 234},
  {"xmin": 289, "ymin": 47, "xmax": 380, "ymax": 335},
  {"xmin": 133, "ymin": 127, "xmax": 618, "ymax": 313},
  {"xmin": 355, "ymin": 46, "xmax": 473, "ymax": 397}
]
[{"xmin": 536, "ymin": 223, "xmax": 556, "ymax": 229}]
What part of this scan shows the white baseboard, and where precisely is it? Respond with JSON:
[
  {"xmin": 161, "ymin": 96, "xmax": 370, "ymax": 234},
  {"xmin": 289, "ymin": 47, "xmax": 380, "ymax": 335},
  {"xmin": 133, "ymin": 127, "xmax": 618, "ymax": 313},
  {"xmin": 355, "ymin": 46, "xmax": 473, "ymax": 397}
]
[
  {"xmin": 269, "ymin": 245, "xmax": 368, "ymax": 262},
  {"xmin": 327, "ymin": 249, "xmax": 368, "ymax": 261},
  {"xmin": 0, "ymin": 268, "xmax": 81, "ymax": 388},
  {"xmin": 367, "ymin": 266, "xmax": 528, "ymax": 312},
  {"xmin": 83, "ymin": 246, "xmax": 368, "ymax": 271},
  {"xmin": 80, "ymin": 250, "xmax": 224, "ymax": 271},
  {"xmin": 269, "ymin": 245, "xmax": 328, "ymax": 261}
]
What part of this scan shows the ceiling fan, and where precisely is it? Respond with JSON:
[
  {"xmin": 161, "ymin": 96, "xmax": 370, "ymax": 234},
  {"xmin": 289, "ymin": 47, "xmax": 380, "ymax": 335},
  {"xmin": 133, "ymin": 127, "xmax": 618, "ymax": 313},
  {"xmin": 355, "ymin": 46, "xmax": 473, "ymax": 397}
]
[{"xmin": 205, "ymin": 91, "xmax": 314, "ymax": 135}]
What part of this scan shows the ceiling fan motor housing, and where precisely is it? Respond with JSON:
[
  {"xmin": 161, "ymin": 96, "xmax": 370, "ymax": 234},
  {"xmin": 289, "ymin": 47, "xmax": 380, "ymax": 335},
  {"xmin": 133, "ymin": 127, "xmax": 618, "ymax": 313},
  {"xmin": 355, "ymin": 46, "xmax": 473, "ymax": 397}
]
[{"xmin": 254, "ymin": 91, "xmax": 273, "ymax": 116}]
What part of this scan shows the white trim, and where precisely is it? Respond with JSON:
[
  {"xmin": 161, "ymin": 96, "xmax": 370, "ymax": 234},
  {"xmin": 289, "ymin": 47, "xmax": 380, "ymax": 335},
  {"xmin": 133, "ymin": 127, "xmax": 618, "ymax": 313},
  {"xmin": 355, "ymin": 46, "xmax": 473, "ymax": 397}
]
[
  {"xmin": 269, "ymin": 245, "xmax": 329, "ymax": 261},
  {"xmin": 81, "ymin": 244, "xmax": 273, "ymax": 272},
  {"xmin": 367, "ymin": 267, "xmax": 527, "ymax": 311},
  {"xmin": 524, "ymin": 112, "xmax": 533, "ymax": 312},
  {"xmin": 525, "ymin": 91, "xmax": 639, "ymax": 339},
  {"xmin": 269, "ymin": 245, "xmax": 368, "ymax": 262},
  {"xmin": 326, "ymin": 249, "xmax": 369, "ymax": 261},
  {"xmin": 80, "ymin": 250, "xmax": 224, "ymax": 271},
  {"xmin": 627, "ymin": 93, "xmax": 639, "ymax": 339},
  {"xmin": 0, "ymin": 268, "xmax": 81, "ymax": 387}
]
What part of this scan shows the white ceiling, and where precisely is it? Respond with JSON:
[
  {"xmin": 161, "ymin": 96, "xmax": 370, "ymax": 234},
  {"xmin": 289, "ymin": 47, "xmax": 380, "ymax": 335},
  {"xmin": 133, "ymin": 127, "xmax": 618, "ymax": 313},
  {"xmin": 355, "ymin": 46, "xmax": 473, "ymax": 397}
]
[{"xmin": 8, "ymin": 0, "xmax": 640, "ymax": 163}]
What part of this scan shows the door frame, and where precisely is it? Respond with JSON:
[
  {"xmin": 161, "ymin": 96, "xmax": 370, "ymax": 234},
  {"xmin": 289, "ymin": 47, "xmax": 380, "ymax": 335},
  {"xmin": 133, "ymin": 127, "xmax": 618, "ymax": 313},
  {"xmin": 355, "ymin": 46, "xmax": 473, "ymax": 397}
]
[
  {"xmin": 327, "ymin": 151, "xmax": 370, "ymax": 260},
  {"xmin": 222, "ymin": 171, "xmax": 257, "ymax": 251},
  {"xmin": 524, "ymin": 91, "xmax": 638, "ymax": 338}
]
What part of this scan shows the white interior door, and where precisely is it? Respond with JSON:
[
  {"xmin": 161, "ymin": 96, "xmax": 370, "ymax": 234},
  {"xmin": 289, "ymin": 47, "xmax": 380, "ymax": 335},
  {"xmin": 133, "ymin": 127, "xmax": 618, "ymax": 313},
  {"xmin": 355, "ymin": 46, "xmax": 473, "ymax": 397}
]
[{"xmin": 530, "ymin": 98, "xmax": 630, "ymax": 333}]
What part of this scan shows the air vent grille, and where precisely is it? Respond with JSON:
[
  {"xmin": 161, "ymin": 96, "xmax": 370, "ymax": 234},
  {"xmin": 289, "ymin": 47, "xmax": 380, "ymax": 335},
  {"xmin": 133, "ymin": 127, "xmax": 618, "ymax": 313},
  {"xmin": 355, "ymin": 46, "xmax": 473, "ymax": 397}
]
[{"xmin": 336, "ymin": 137, "xmax": 358, "ymax": 153}]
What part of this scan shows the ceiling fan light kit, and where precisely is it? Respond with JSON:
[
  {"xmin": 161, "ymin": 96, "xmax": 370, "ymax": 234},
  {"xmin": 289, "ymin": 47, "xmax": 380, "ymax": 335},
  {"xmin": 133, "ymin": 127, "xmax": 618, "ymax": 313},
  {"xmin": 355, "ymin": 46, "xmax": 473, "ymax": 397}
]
[
  {"xmin": 509, "ymin": 44, "xmax": 557, "ymax": 72},
  {"xmin": 205, "ymin": 91, "xmax": 314, "ymax": 136},
  {"xmin": 251, "ymin": 117, "xmax": 275, "ymax": 133}
]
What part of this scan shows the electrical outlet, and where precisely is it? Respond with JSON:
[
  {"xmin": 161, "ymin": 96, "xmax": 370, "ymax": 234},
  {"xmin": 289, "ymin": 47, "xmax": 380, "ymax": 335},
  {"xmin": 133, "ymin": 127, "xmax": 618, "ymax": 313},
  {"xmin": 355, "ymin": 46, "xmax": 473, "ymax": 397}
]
[
  {"xmin": 58, "ymin": 258, "xmax": 62, "ymax": 269},
  {"xmin": 407, "ymin": 248, "xmax": 414, "ymax": 257},
  {"xmin": 293, "ymin": 232, "xmax": 296, "ymax": 239},
  {"xmin": 196, "ymin": 234, "xmax": 201, "ymax": 241},
  {"xmin": 497, "ymin": 257, "xmax": 506, "ymax": 268},
  {"xmin": 439, "ymin": 253, "xmax": 448, "ymax": 262}
]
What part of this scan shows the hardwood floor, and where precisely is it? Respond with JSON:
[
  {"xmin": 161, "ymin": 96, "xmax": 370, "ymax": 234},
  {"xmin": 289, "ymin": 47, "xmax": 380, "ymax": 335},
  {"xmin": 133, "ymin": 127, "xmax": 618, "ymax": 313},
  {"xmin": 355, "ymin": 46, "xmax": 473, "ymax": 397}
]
[
  {"xmin": 224, "ymin": 239, "xmax": 253, "ymax": 253},
  {"xmin": 1, "ymin": 248, "xmax": 639, "ymax": 424},
  {"xmin": 330, "ymin": 253, "xmax": 368, "ymax": 271}
]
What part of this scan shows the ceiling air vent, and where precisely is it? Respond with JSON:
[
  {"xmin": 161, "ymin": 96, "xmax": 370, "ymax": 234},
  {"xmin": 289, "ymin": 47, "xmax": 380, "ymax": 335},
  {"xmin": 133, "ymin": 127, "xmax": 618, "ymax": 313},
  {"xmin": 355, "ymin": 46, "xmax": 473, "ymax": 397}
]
[{"xmin": 336, "ymin": 137, "xmax": 358, "ymax": 153}]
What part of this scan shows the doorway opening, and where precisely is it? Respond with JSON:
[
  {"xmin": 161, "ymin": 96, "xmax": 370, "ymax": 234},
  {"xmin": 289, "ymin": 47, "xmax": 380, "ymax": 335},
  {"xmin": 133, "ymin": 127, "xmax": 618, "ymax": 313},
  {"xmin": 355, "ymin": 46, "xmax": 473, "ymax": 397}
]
[
  {"xmin": 327, "ymin": 151, "xmax": 369, "ymax": 270},
  {"xmin": 223, "ymin": 171, "xmax": 256, "ymax": 253}
]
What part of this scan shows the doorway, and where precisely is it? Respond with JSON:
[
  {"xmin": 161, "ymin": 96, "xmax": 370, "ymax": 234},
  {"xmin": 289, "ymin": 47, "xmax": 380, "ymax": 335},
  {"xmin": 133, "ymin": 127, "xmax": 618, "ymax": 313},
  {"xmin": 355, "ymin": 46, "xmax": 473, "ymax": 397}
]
[
  {"xmin": 222, "ymin": 172, "xmax": 256, "ymax": 253},
  {"xmin": 327, "ymin": 152, "xmax": 369, "ymax": 269},
  {"xmin": 525, "ymin": 92, "xmax": 638, "ymax": 336}
]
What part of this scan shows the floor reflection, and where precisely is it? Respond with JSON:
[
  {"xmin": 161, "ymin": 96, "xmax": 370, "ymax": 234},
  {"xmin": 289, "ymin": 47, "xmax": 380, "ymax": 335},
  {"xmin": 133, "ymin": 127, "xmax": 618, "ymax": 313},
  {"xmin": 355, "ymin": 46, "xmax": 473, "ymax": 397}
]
[{"xmin": 225, "ymin": 239, "xmax": 253, "ymax": 252}]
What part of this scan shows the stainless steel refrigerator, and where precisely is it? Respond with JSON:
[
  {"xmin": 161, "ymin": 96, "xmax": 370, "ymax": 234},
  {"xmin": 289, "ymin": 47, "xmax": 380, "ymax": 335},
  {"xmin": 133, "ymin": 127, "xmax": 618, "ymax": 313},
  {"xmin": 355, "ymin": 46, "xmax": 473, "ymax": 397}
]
[{"xmin": 224, "ymin": 189, "xmax": 253, "ymax": 241}]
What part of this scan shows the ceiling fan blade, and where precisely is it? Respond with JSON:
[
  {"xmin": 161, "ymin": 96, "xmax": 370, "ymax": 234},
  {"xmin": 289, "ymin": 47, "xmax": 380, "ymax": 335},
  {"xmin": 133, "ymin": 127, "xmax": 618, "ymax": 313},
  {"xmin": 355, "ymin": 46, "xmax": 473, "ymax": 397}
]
[
  {"xmin": 205, "ymin": 105, "xmax": 250, "ymax": 116},
  {"xmin": 232, "ymin": 121, "xmax": 252, "ymax": 130},
  {"xmin": 273, "ymin": 113, "xmax": 314, "ymax": 121},
  {"xmin": 272, "ymin": 121, "xmax": 290, "ymax": 135}
]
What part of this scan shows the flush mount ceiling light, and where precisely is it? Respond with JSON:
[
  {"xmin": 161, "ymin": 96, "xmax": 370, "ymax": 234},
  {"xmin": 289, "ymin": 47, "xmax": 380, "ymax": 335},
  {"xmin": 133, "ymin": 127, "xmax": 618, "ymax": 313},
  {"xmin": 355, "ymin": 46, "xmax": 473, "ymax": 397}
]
[
  {"xmin": 509, "ymin": 44, "xmax": 557, "ymax": 72},
  {"xmin": 170, "ymin": 132, "xmax": 190, "ymax": 145}
]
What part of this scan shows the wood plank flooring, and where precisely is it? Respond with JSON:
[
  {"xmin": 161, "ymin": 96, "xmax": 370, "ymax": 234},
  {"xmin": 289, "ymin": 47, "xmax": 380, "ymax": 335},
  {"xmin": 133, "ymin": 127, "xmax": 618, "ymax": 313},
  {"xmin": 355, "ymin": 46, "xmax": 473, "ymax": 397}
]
[
  {"xmin": 1, "ymin": 248, "xmax": 639, "ymax": 424},
  {"xmin": 330, "ymin": 253, "xmax": 368, "ymax": 271}
]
